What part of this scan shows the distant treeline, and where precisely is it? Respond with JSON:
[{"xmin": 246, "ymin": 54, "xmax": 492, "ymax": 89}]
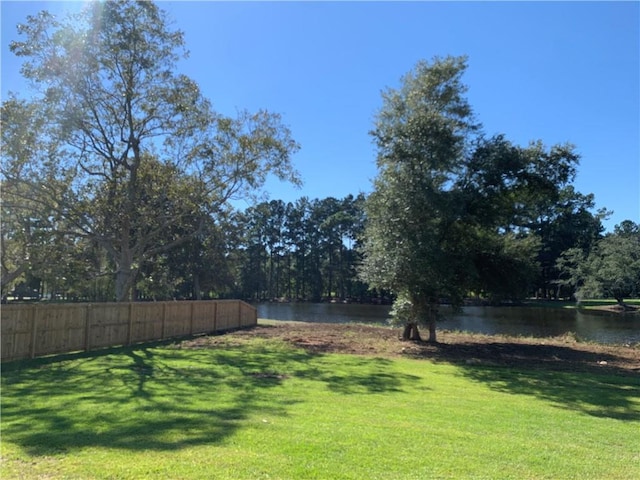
[{"xmin": 6, "ymin": 189, "xmax": 610, "ymax": 304}]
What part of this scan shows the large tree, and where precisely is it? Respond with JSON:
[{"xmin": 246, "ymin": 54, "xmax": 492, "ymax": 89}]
[
  {"xmin": 4, "ymin": 0, "xmax": 300, "ymax": 301},
  {"xmin": 360, "ymin": 56, "xmax": 588, "ymax": 342},
  {"xmin": 360, "ymin": 56, "xmax": 480, "ymax": 342}
]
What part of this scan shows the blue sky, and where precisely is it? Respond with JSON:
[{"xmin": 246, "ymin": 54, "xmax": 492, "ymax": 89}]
[{"xmin": 2, "ymin": 1, "xmax": 638, "ymax": 232}]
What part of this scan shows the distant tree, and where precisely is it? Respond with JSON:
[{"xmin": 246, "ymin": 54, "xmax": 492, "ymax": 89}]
[
  {"xmin": 529, "ymin": 188, "xmax": 605, "ymax": 299},
  {"xmin": 135, "ymin": 208, "xmax": 240, "ymax": 301},
  {"xmin": 286, "ymin": 197, "xmax": 313, "ymax": 300},
  {"xmin": 5, "ymin": 0, "xmax": 300, "ymax": 301},
  {"xmin": 558, "ymin": 220, "xmax": 640, "ymax": 308},
  {"xmin": 234, "ymin": 195, "xmax": 367, "ymax": 302},
  {"xmin": 239, "ymin": 202, "xmax": 271, "ymax": 300},
  {"xmin": 332, "ymin": 194, "xmax": 367, "ymax": 300},
  {"xmin": 264, "ymin": 200, "xmax": 289, "ymax": 299},
  {"xmin": 459, "ymin": 134, "xmax": 601, "ymax": 301}
]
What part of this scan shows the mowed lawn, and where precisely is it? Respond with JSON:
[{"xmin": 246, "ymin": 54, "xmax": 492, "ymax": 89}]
[{"xmin": 1, "ymin": 334, "xmax": 639, "ymax": 479}]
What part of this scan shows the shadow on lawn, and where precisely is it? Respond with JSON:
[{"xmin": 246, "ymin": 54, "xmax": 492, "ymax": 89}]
[
  {"xmin": 1, "ymin": 338, "xmax": 418, "ymax": 456},
  {"xmin": 424, "ymin": 341, "xmax": 640, "ymax": 421},
  {"xmin": 293, "ymin": 355, "xmax": 422, "ymax": 395}
]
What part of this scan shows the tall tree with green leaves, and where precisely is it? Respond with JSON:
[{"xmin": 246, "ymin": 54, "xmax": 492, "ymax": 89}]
[
  {"xmin": 360, "ymin": 56, "xmax": 480, "ymax": 342},
  {"xmin": 361, "ymin": 56, "xmax": 591, "ymax": 341},
  {"xmin": 5, "ymin": 0, "xmax": 300, "ymax": 301},
  {"xmin": 286, "ymin": 197, "xmax": 313, "ymax": 300},
  {"xmin": 530, "ymin": 188, "xmax": 605, "ymax": 299}
]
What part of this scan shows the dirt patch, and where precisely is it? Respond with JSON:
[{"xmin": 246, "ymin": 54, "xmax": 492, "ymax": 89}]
[{"xmin": 180, "ymin": 322, "xmax": 640, "ymax": 376}]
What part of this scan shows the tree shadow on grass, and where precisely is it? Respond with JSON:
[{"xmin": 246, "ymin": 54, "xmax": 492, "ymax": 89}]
[
  {"xmin": 2, "ymin": 345, "xmax": 267, "ymax": 456},
  {"xmin": 1, "ymin": 337, "xmax": 420, "ymax": 456},
  {"xmin": 293, "ymin": 355, "xmax": 422, "ymax": 395},
  {"xmin": 422, "ymin": 341, "xmax": 640, "ymax": 421}
]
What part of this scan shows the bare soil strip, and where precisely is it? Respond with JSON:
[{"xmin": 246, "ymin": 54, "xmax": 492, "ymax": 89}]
[{"xmin": 182, "ymin": 322, "xmax": 640, "ymax": 376}]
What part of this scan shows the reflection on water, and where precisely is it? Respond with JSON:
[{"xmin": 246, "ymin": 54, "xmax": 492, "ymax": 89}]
[
  {"xmin": 255, "ymin": 303, "xmax": 640, "ymax": 345},
  {"xmin": 257, "ymin": 303, "xmax": 391, "ymax": 324}
]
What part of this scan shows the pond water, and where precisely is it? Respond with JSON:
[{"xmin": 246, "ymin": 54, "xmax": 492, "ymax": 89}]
[{"xmin": 255, "ymin": 302, "xmax": 640, "ymax": 345}]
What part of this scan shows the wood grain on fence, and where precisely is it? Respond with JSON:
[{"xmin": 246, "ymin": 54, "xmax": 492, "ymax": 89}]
[{"xmin": 1, "ymin": 300, "xmax": 257, "ymax": 362}]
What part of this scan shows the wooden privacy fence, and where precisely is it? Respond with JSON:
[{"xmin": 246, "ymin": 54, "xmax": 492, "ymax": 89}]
[{"xmin": 1, "ymin": 300, "xmax": 257, "ymax": 362}]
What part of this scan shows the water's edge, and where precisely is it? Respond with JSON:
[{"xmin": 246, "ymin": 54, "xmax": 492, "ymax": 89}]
[{"xmin": 255, "ymin": 303, "xmax": 640, "ymax": 345}]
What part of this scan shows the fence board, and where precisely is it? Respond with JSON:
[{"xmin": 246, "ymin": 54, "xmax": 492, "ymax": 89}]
[
  {"xmin": 164, "ymin": 303, "xmax": 191, "ymax": 338},
  {"xmin": 216, "ymin": 301, "xmax": 238, "ymax": 331},
  {"xmin": 88, "ymin": 303, "xmax": 130, "ymax": 349},
  {"xmin": 1, "ymin": 300, "xmax": 256, "ymax": 362},
  {"xmin": 191, "ymin": 302, "xmax": 216, "ymax": 334}
]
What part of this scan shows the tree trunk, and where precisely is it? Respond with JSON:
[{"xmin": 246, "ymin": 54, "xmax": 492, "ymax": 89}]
[
  {"xmin": 402, "ymin": 322, "xmax": 422, "ymax": 341},
  {"xmin": 115, "ymin": 246, "xmax": 135, "ymax": 302},
  {"xmin": 615, "ymin": 296, "xmax": 631, "ymax": 310},
  {"xmin": 427, "ymin": 318, "xmax": 437, "ymax": 343},
  {"xmin": 115, "ymin": 268, "xmax": 133, "ymax": 302},
  {"xmin": 426, "ymin": 300, "xmax": 438, "ymax": 343},
  {"xmin": 402, "ymin": 324, "xmax": 411, "ymax": 340},
  {"xmin": 0, "ymin": 264, "xmax": 28, "ymax": 292},
  {"xmin": 193, "ymin": 274, "xmax": 202, "ymax": 300}
]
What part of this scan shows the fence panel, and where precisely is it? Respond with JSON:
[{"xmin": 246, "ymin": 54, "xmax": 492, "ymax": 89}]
[
  {"xmin": 215, "ymin": 301, "xmax": 239, "ymax": 331},
  {"xmin": 191, "ymin": 301, "xmax": 217, "ymax": 334},
  {"xmin": 88, "ymin": 303, "xmax": 130, "ymax": 349},
  {"xmin": 34, "ymin": 304, "xmax": 87, "ymax": 356},
  {"xmin": 163, "ymin": 302, "xmax": 191, "ymax": 338},
  {"xmin": 1, "ymin": 300, "xmax": 256, "ymax": 362},
  {"xmin": 240, "ymin": 302, "xmax": 257, "ymax": 327},
  {"xmin": 0, "ymin": 305, "xmax": 33, "ymax": 361},
  {"xmin": 130, "ymin": 303, "xmax": 164, "ymax": 343}
]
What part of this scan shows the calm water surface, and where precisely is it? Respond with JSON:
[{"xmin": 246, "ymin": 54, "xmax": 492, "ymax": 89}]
[{"xmin": 255, "ymin": 303, "xmax": 640, "ymax": 345}]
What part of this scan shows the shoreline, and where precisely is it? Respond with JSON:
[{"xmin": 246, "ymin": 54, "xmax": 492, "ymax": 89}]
[{"xmin": 201, "ymin": 321, "xmax": 640, "ymax": 373}]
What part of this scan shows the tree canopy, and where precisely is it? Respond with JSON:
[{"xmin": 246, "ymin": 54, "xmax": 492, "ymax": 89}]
[
  {"xmin": 2, "ymin": 4, "xmax": 615, "ymax": 313},
  {"xmin": 2, "ymin": 0, "xmax": 300, "ymax": 301},
  {"xmin": 360, "ymin": 57, "xmax": 476, "ymax": 341},
  {"xmin": 360, "ymin": 56, "xmax": 600, "ymax": 342}
]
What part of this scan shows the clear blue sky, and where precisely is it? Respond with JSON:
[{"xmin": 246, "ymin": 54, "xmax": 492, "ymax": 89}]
[{"xmin": 2, "ymin": 1, "xmax": 638, "ymax": 232}]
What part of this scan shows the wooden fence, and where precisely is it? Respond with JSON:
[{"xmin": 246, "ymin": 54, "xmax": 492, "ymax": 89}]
[{"xmin": 0, "ymin": 300, "xmax": 257, "ymax": 362}]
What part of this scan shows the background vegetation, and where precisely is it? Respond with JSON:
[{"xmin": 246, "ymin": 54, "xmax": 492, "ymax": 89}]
[{"xmin": 1, "ymin": 2, "xmax": 638, "ymax": 309}]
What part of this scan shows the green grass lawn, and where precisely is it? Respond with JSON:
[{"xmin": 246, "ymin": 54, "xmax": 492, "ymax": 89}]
[{"xmin": 2, "ymin": 335, "xmax": 639, "ymax": 479}]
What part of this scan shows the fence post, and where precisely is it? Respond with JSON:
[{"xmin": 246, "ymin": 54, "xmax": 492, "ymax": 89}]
[
  {"xmin": 161, "ymin": 302, "xmax": 167, "ymax": 339},
  {"xmin": 238, "ymin": 301, "xmax": 242, "ymax": 328},
  {"xmin": 190, "ymin": 302, "xmax": 195, "ymax": 335},
  {"xmin": 212, "ymin": 301, "xmax": 218, "ymax": 333},
  {"xmin": 29, "ymin": 305, "xmax": 37, "ymax": 359},
  {"xmin": 127, "ymin": 302, "xmax": 134, "ymax": 345},
  {"xmin": 84, "ymin": 304, "xmax": 91, "ymax": 352}
]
